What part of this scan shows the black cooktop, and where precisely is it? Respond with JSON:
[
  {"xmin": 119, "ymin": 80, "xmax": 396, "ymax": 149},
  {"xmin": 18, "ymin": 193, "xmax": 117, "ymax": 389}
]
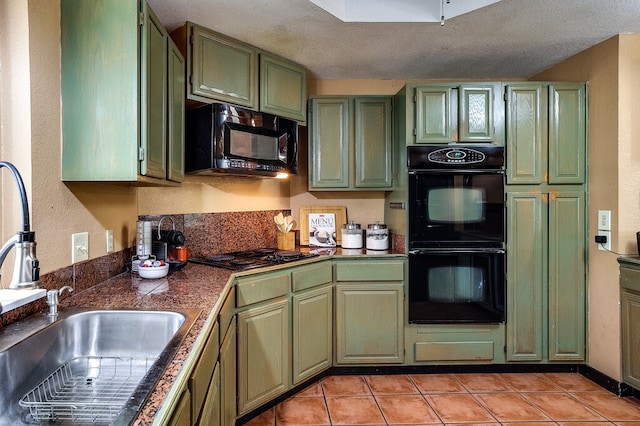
[{"xmin": 189, "ymin": 248, "xmax": 318, "ymax": 271}]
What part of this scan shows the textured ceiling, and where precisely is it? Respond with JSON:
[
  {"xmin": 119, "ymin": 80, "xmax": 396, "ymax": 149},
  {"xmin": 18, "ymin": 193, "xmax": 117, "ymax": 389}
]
[{"xmin": 148, "ymin": 0, "xmax": 640, "ymax": 80}]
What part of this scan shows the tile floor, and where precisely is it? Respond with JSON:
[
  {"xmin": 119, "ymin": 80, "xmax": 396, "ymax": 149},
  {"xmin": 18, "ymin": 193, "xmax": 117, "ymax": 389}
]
[{"xmin": 243, "ymin": 372, "xmax": 640, "ymax": 425}]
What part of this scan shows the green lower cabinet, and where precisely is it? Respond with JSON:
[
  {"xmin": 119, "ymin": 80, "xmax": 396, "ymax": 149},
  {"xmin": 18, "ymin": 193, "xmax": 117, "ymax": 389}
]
[
  {"xmin": 506, "ymin": 189, "xmax": 585, "ymax": 362},
  {"xmin": 237, "ymin": 299, "xmax": 290, "ymax": 415},
  {"xmin": 168, "ymin": 388, "xmax": 191, "ymax": 426},
  {"xmin": 619, "ymin": 262, "xmax": 640, "ymax": 389},
  {"xmin": 335, "ymin": 283, "xmax": 404, "ymax": 364},
  {"xmin": 220, "ymin": 317, "xmax": 237, "ymax": 426},
  {"xmin": 197, "ymin": 362, "xmax": 221, "ymax": 426},
  {"xmin": 622, "ymin": 290, "xmax": 640, "ymax": 388},
  {"xmin": 292, "ymin": 285, "xmax": 333, "ymax": 384}
]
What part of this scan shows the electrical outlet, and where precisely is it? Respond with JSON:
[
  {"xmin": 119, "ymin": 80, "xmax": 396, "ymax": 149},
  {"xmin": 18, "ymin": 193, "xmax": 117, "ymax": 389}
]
[
  {"xmin": 597, "ymin": 210, "xmax": 611, "ymax": 231},
  {"xmin": 72, "ymin": 232, "xmax": 89, "ymax": 263},
  {"xmin": 596, "ymin": 231, "xmax": 611, "ymax": 251},
  {"xmin": 105, "ymin": 229, "xmax": 114, "ymax": 253}
]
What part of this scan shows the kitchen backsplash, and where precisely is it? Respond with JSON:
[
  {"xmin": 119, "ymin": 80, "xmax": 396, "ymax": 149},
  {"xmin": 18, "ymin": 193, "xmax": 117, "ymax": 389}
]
[
  {"xmin": 140, "ymin": 209, "xmax": 293, "ymax": 257},
  {"xmin": 0, "ymin": 210, "xmax": 405, "ymax": 328}
]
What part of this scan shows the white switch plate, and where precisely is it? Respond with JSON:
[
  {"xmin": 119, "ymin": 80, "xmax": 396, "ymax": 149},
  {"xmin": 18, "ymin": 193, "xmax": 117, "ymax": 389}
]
[
  {"xmin": 105, "ymin": 229, "xmax": 114, "ymax": 253},
  {"xmin": 597, "ymin": 231, "xmax": 611, "ymax": 251},
  {"xmin": 597, "ymin": 210, "xmax": 611, "ymax": 231},
  {"xmin": 72, "ymin": 232, "xmax": 89, "ymax": 263}
]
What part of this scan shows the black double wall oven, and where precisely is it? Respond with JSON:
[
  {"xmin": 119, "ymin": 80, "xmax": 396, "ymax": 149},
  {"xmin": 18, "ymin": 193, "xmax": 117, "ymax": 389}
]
[{"xmin": 407, "ymin": 145, "xmax": 506, "ymax": 324}]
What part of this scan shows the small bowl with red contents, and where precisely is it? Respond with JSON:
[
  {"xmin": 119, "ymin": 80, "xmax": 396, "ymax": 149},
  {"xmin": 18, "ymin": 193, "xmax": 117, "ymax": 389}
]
[{"xmin": 138, "ymin": 259, "xmax": 169, "ymax": 279}]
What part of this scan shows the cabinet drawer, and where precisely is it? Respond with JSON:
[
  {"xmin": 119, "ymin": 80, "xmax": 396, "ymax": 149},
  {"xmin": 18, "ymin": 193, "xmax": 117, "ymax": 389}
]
[
  {"xmin": 291, "ymin": 261, "xmax": 332, "ymax": 292},
  {"xmin": 335, "ymin": 260, "xmax": 404, "ymax": 282},
  {"xmin": 621, "ymin": 267, "xmax": 640, "ymax": 293},
  {"xmin": 190, "ymin": 321, "xmax": 219, "ymax": 422},
  {"xmin": 236, "ymin": 272, "xmax": 290, "ymax": 307},
  {"xmin": 415, "ymin": 341, "xmax": 494, "ymax": 362},
  {"xmin": 219, "ymin": 287, "xmax": 235, "ymax": 337}
]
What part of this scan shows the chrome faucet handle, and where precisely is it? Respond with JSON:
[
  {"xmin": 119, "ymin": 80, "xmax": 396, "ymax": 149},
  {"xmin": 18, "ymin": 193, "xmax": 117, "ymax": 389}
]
[{"xmin": 46, "ymin": 286, "xmax": 74, "ymax": 317}]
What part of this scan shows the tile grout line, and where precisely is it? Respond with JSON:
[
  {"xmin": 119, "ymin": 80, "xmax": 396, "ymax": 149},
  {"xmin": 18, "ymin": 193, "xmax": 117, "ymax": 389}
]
[{"xmin": 406, "ymin": 373, "xmax": 447, "ymax": 426}]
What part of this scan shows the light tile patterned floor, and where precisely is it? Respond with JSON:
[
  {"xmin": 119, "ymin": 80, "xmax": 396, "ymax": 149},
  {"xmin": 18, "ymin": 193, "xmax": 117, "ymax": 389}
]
[{"xmin": 243, "ymin": 372, "xmax": 640, "ymax": 425}]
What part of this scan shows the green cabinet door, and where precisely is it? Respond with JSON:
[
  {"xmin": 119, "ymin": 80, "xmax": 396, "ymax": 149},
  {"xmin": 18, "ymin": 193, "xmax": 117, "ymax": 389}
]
[
  {"xmin": 260, "ymin": 53, "xmax": 307, "ymax": 122},
  {"xmin": 61, "ymin": 0, "xmax": 139, "ymax": 181},
  {"xmin": 220, "ymin": 317, "xmax": 237, "ymax": 426},
  {"xmin": 506, "ymin": 82, "xmax": 586, "ymax": 185},
  {"xmin": 309, "ymin": 96, "xmax": 393, "ymax": 190},
  {"xmin": 506, "ymin": 84, "xmax": 547, "ymax": 185},
  {"xmin": 548, "ymin": 190, "xmax": 585, "ymax": 361},
  {"xmin": 459, "ymin": 84, "xmax": 496, "ymax": 142},
  {"xmin": 237, "ymin": 299, "xmax": 290, "ymax": 415},
  {"xmin": 309, "ymin": 97, "xmax": 350, "ymax": 189},
  {"xmin": 335, "ymin": 283, "xmax": 404, "ymax": 364},
  {"xmin": 142, "ymin": 5, "xmax": 167, "ymax": 180},
  {"xmin": 190, "ymin": 24, "xmax": 258, "ymax": 109},
  {"xmin": 548, "ymin": 83, "xmax": 587, "ymax": 184},
  {"xmin": 60, "ymin": 1, "xmax": 183, "ymax": 184},
  {"xmin": 167, "ymin": 388, "xmax": 191, "ymax": 426},
  {"xmin": 292, "ymin": 285, "xmax": 333, "ymax": 384},
  {"xmin": 621, "ymin": 264, "xmax": 640, "ymax": 389},
  {"xmin": 197, "ymin": 362, "xmax": 221, "ymax": 426},
  {"xmin": 506, "ymin": 192, "xmax": 586, "ymax": 363},
  {"xmin": 167, "ymin": 39, "xmax": 185, "ymax": 183},
  {"xmin": 506, "ymin": 191, "xmax": 546, "ymax": 362},
  {"xmin": 355, "ymin": 97, "xmax": 393, "ymax": 188},
  {"xmin": 415, "ymin": 86, "xmax": 453, "ymax": 143},
  {"xmin": 622, "ymin": 290, "xmax": 640, "ymax": 389},
  {"xmin": 415, "ymin": 83, "xmax": 499, "ymax": 144}
]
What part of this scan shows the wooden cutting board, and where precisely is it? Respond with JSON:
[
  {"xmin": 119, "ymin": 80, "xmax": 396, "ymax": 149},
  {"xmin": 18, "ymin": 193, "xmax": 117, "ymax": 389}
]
[{"xmin": 299, "ymin": 206, "xmax": 347, "ymax": 246}]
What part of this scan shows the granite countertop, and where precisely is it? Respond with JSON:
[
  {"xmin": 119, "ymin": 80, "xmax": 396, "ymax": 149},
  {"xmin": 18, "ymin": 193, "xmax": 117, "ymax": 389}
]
[
  {"xmin": 618, "ymin": 256, "xmax": 640, "ymax": 267},
  {"xmin": 58, "ymin": 248, "xmax": 406, "ymax": 424}
]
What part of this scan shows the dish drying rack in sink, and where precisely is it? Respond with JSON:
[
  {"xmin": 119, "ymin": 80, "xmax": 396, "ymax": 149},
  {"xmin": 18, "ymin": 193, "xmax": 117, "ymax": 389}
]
[{"xmin": 19, "ymin": 356, "xmax": 156, "ymax": 424}]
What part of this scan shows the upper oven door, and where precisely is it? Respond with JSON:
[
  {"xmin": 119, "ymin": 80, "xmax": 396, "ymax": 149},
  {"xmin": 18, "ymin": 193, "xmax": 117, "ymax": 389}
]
[{"xmin": 408, "ymin": 169, "xmax": 504, "ymax": 248}]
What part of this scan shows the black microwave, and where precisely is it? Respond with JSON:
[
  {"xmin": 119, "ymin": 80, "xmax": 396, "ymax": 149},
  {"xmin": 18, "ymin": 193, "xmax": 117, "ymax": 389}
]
[{"xmin": 185, "ymin": 103, "xmax": 298, "ymax": 178}]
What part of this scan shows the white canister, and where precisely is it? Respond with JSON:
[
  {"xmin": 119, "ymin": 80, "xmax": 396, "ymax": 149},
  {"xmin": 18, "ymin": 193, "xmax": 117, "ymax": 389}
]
[
  {"xmin": 341, "ymin": 221, "xmax": 363, "ymax": 249},
  {"xmin": 366, "ymin": 221, "xmax": 389, "ymax": 250}
]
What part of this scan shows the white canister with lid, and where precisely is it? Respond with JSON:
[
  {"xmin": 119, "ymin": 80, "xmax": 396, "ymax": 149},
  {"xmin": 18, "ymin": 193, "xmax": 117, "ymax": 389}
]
[
  {"xmin": 366, "ymin": 221, "xmax": 389, "ymax": 250},
  {"xmin": 341, "ymin": 221, "xmax": 363, "ymax": 249}
]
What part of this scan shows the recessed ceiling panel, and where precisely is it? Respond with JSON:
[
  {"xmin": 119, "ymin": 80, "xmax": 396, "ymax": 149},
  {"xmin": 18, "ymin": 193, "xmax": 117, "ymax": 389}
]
[{"xmin": 308, "ymin": 0, "xmax": 500, "ymax": 22}]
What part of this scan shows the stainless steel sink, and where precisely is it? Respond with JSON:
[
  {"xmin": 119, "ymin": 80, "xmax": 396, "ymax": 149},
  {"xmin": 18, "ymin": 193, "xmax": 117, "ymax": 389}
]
[{"xmin": 0, "ymin": 308, "xmax": 199, "ymax": 425}]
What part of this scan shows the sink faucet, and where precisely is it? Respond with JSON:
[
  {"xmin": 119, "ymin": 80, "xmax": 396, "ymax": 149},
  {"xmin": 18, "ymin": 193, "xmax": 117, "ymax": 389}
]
[
  {"xmin": 46, "ymin": 286, "xmax": 73, "ymax": 317},
  {"xmin": 0, "ymin": 161, "xmax": 40, "ymax": 289}
]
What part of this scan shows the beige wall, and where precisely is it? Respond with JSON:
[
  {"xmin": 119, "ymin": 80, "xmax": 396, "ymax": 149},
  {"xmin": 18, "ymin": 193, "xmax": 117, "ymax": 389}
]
[{"xmin": 533, "ymin": 34, "xmax": 640, "ymax": 380}]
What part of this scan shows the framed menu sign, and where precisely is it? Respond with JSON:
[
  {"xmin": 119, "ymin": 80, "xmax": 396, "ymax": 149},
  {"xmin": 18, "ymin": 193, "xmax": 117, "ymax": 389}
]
[
  {"xmin": 300, "ymin": 206, "xmax": 347, "ymax": 246},
  {"xmin": 308, "ymin": 213, "xmax": 336, "ymax": 247}
]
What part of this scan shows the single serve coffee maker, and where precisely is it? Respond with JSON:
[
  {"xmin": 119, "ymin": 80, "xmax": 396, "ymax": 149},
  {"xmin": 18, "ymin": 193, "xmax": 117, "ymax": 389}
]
[{"xmin": 152, "ymin": 217, "xmax": 186, "ymax": 262}]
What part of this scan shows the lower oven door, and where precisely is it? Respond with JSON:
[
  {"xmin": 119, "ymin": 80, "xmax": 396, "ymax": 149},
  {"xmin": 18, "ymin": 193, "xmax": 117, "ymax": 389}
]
[{"xmin": 408, "ymin": 248, "xmax": 505, "ymax": 324}]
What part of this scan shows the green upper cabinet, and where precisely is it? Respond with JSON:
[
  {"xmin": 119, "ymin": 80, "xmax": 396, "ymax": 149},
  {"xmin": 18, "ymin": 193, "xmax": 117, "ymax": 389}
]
[
  {"xmin": 260, "ymin": 53, "xmax": 307, "ymax": 123},
  {"xmin": 506, "ymin": 82, "xmax": 586, "ymax": 185},
  {"xmin": 167, "ymin": 40, "xmax": 186, "ymax": 183},
  {"xmin": 548, "ymin": 83, "xmax": 587, "ymax": 184},
  {"xmin": 309, "ymin": 96, "xmax": 393, "ymax": 191},
  {"xmin": 60, "ymin": 1, "xmax": 184, "ymax": 185},
  {"xmin": 142, "ymin": 7, "xmax": 168, "ymax": 180},
  {"xmin": 180, "ymin": 22, "xmax": 258, "ymax": 109},
  {"xmin": 171, "ymin": 22, "xmax": 307, "ymax": 123},
  {"xmin": 414, "ymin": 83, "xmax": 503, "ymax": 144}
]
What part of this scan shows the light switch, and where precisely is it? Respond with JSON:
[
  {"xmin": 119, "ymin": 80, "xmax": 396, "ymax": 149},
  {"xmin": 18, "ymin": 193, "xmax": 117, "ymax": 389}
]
[{"xmin": 597, "ymin": 210, "xmax": 611, "ymax": 231}]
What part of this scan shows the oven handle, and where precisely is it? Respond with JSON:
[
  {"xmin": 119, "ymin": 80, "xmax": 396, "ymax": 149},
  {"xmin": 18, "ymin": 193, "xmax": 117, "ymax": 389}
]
[{"xmin": 409, "ymin": 248, "xmax": 505, "ymax": 255}]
